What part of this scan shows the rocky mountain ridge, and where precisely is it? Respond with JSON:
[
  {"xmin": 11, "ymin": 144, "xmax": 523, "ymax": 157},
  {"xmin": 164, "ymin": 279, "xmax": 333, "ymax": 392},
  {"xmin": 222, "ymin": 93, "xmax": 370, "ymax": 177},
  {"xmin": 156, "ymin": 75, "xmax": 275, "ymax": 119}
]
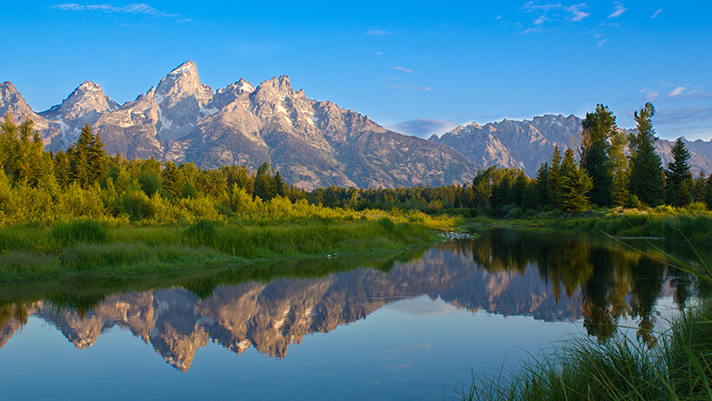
[
  {"xmin": 0, "ymin": 61, "xmax": 477, "ymax": 189},
  {"xmin": 430, "ymin": 114, "xmax": 712, "ymax": 177}
]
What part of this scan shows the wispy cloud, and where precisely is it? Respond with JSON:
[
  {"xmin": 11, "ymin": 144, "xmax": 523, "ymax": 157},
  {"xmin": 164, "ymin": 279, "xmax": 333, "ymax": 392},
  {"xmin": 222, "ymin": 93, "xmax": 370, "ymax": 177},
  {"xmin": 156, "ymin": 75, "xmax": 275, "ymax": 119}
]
[
  {"xmin": 53, "ymin": 3, "xmax": 178, "ymax": 17},
  {"xmin": 652, "ymin": 8, "xmax": 662, "ymax": 18},
  {"xmin": 565, "ymin": 4, "xmax": 591, "ymax": 21},
  {"xmin": 656, "ymin": 107, "xmax": 712, "ymax": 124},
  {"xmin": 387, "ymin": 84, "xmax": 432, "ymax": 91},
  {"xmin": 379, "ymin": 74, "xmax": 403, "ymax": 81},
  {"xmin": 608, "ymin": 3, "xmax": 626, "ymax": 19},
  {"xmin": 391, "ymin": 66, "xmax": 413, "ymax": 73},
  {"xmin": 641, "ymin": 88, "xmax": 659, "ymax": 102},
  {"xmin": 519, "ymin": 2, "xmax": 591, "ymax": 32},
  {"xmin": 389, "ymin": 118, "xmax": 457, "ymax": 138},
  {"xmin": 375, "ymin": 52, "xmax": 383, "ymax": 56},
  {"xmin": 522, "ymin": 2, "xmax": 563, "ymax": 13},
  {"xmin": 597, "ymin": 38, "xmax": 607, "ymax": 46},
  {"xmin": 367, "ymin": 29, "xmax": 392, "ymax": 36},
  {"xmin": 668, "ymin": 86, "xmax": 686, "ymax": 97}
]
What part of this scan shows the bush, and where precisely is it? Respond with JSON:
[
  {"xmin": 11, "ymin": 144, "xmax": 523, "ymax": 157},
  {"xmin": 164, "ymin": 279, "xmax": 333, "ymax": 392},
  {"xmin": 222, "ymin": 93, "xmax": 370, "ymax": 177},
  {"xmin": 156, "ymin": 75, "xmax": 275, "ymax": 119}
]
[
  {"xmin": 184, "ymin": 219, "xmax": 218, "ymax": 246},
  {"xmin": 51, "ymin": 219, "xmax": 108, "ymax": 246}
]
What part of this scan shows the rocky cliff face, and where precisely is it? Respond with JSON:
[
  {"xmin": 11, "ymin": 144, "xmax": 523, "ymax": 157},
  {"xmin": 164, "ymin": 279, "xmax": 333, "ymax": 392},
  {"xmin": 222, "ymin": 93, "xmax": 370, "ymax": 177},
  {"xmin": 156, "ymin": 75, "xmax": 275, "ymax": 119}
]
[
  {"xmin": 431, "ymin": 114, "xmax": 712, "ymax": 177},
  {"xmin": 1, "ymin": 62, "xmax": 477, "ymax": 189}
]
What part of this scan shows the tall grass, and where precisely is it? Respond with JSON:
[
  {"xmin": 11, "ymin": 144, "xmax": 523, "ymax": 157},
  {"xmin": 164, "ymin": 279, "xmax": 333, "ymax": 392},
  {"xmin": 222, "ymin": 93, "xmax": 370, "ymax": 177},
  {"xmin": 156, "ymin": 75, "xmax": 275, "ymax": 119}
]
[{"xmin": 0, "ymin": 211, "xmax": 448, "ymax": 282}]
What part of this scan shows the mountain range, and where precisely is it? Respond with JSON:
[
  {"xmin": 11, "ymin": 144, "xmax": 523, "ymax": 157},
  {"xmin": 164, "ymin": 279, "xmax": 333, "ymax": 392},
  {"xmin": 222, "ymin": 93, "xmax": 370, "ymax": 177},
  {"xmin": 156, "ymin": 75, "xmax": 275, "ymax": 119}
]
[
  {"xmin": 430, "ymin": 114, "xmax": 712, "ymax": 177},
  {"xmin": 0, "ymin": 61, "xmax": 477, "ymax": 189},
  {"xmin": 2, "ymin": 61, "xmax": 711, "ymax": 188}
]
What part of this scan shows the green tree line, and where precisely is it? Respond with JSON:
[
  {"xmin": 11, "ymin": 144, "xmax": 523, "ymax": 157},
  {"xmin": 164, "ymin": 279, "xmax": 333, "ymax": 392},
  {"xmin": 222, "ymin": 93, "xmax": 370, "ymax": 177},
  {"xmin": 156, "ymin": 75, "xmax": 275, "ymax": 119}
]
[{"xmin": 1, "ymin": 102, "xmax": 711, "ymax": 225}]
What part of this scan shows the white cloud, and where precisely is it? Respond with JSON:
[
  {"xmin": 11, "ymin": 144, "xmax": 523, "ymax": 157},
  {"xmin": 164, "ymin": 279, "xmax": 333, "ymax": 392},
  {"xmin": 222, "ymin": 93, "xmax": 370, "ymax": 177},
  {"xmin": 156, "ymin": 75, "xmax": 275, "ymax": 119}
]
[
  {"xmin": 375, "ymin": 52, "xmax": 383, "ymax": 56},
  {"xmin": 534, "ymin": 15, "xmax": 547, "ymax": 24},
  {"xmin": 391, "ymin": 66, "xmax": 413, "ymax": 73},
  {"xmin": 597, "ymin": 39, "xmax": 607, "ymax": 46},
  {"xmin": 608, "ymin": 3, "xmax": 627, "ymax": 19},
  {"xmin": 668, "ymin": 86, "xmax": 686, "ymax": 97},
  {"xmin": 522, "ymin": 2, "xmax": 563, "ymax": 13},
  {"xmin": 367, "ymin": 29, "xmax": 392, "ymax": 36},
  {"xmin": 387, "ymin": 84, "xmax": 432, "ymax": 91},
  {"xmin": 564, "ymin": 4, "xmax": 591, "ymax": 22},
  {"xmin": 641, "ymin": 88, "xmax": 659, "ymax": 102},
  {"xmin": 652, "ymin": 8, "xmax": 662, "ymax": 18},
  {"xmin": 53, "ymin": 3, "xmax": 178, "ymax": 17}
]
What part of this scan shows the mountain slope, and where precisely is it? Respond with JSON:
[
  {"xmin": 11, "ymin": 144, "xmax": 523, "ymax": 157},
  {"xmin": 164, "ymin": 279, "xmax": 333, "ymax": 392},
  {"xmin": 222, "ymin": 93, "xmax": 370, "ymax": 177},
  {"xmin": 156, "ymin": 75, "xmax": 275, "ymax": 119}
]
[{"xmin": 431, "ymin": 114, "xmax": 712, "ymax": 177}]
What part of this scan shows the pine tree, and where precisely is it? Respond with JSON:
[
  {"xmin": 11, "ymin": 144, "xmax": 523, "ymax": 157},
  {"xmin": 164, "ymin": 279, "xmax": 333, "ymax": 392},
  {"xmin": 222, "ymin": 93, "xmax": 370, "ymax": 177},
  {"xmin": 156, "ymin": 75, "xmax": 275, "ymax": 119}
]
[
  {"xmin": 535, "ymin": 162, "xmax": 550, "ymax": 207},
  {"xmin": 88, "ymin": 131, "xmax": 108, "ymax": 185},
  {"xmin": 665, "ymin": 138, "xmax": 693, "ymax": 207},
  {"xmin": 253, "ymin": 162, "xmax": 275, "ymax": 201},
  {"xmin": 560, "ymin": 148, "xmax": 593, "ymax": 212},
  {"xmin": 161, "ymin": 161, "xmax": 186, "ymax": 200},
  {"xmin": 68, "ymin": 123, "xmax": 94, "ymax": 188},
  {"xmin": 629, "ymin": 103, "xmax": 664, "ymax": 206},
  {"xmin": 580, "ymin": 104, "xmax": 616, "ymax": 207},
  {"xmin": 705, "ymin": 174, "xmax": 712, "ymax": 210},
  {"xmin": 547, "ymin": 146, "xmax": 562, "ymax": 209}
]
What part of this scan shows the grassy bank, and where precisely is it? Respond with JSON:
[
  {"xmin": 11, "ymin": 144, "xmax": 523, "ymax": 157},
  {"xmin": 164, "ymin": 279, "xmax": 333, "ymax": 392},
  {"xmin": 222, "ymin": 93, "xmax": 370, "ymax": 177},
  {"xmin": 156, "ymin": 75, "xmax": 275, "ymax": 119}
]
[
  {"xmin": 0, "ymin": 246, "xmax": 429, "ymax": 311},
  {"xmin": 0, "ymin": 210, "xmax": 456, "ymax": 283},
  {"xmin": 466, "ymin": 204, "xmax": 712, "ymax": 245}
]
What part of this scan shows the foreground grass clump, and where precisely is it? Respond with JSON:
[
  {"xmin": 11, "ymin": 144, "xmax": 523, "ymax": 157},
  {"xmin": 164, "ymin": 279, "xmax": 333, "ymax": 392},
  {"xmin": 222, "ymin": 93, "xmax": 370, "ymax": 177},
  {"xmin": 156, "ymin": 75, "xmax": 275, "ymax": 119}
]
[
  {"xmin": 51, "ymin": 219, "xmax": 108, "ymax": 246},
  {"xmin": 452, "ymin": 301, "xmax": 712, "ymax": 401}
]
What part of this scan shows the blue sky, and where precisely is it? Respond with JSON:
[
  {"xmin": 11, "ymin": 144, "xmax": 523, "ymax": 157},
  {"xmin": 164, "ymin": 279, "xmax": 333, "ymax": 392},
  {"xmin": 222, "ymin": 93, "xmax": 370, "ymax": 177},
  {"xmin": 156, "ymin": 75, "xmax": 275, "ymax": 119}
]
[{"xmin": 1, "ymin": 1, "xmax": 710, "ymax": 140}]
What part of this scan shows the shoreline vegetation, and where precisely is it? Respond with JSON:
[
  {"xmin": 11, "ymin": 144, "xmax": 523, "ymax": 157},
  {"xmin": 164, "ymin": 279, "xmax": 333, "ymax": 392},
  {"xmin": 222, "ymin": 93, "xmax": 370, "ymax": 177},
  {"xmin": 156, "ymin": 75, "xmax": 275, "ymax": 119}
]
[{"xmin": 0, "ymin": 212, "xmax": 456, "ymax": 284}]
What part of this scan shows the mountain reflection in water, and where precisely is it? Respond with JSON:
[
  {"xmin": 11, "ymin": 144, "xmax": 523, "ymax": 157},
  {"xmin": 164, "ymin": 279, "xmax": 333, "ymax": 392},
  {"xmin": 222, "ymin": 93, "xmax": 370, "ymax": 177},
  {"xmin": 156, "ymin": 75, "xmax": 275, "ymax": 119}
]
[{"xmin": 0, "ymin": 229, "xmax": 688, "ymax": 371}]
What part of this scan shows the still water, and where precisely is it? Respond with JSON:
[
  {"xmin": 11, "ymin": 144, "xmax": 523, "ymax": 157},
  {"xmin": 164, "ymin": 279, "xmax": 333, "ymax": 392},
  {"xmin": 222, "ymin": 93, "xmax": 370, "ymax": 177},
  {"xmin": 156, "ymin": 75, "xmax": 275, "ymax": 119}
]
[{"xmin": 0, "ymin": 229, "xmax": 691, "ymax": 400}]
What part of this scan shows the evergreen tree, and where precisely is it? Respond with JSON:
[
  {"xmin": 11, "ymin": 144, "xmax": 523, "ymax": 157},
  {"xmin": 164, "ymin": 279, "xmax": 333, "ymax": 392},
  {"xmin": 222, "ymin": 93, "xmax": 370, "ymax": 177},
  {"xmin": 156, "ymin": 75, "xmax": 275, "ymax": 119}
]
[
  {"xmin": 161, "ymin": 161, "xmax": 186, "ymax": 200},
  {"xmin": 629, "ymin": 103, "xmax": 664, "ymax": 206},
  {"xmin": 88, "ymin": 131, "xmax": 109, "ymax": 185},
  {"xmin": 68, "ymin": 123, "xmax": 94, "ymax": 188},
  {"xmin": 665, "ymin": 138, "xmax": 693, "ymax": 207},
  {"xmin": 535, "ymin": 162, "xmax": 550, "ymax": 207},
  {"xmin": 692, "ymin": 171, "xmax": 707, "ymax": 203},
  {"xmin": 547, "ymin": 146, "xmax": 562, "ymax": 209},
  {"xmin": 253, "ymin": 162, "xmax": 275, "ymax": 201},
  {"xmin": 273, "ymin": 171, "xmax": 286, "ymax": 197},
  {"xmin": 705, "ymin": 174, "xmax": 712, "ymax": 210},
  {"xmin": 580, "ymin": 104, "xmax": 616, "ymax": 207},
  {"xmin": 53, "ymin": 150, "xmax": 70, "ymax": 189},
  {"xmin": 510, "ymin": 171, "xmax": 528, "ymax": 207}
]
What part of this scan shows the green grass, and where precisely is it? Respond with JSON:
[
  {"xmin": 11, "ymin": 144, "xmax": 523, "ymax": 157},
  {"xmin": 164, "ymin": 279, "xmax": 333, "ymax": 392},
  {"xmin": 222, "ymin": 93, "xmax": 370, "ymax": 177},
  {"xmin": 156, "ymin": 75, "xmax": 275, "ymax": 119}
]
[
  {"xmin": 0, "ymin": 213, "xmax": 448, "ymax": 283},
  {"xmin": 467, "ymin": 206, "xmax": 712, "ymax": 245}
]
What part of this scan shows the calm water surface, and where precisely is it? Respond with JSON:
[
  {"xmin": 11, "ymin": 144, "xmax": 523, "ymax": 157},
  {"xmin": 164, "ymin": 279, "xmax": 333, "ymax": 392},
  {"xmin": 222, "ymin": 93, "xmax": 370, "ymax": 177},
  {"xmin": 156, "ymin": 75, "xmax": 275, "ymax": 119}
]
[{"xmin": 0, "ymin": 229, "xmax": 692, "ymax": 400}]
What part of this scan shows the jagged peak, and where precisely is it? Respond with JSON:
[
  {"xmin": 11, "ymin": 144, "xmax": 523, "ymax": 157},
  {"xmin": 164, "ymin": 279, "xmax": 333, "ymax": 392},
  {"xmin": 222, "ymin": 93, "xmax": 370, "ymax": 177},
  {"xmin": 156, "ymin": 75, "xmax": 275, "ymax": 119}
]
[
  {"xmin": 257, "ymin": 75, "xmax": 293, "ymax": 93},
  {"xmin": 0, "ymin": 81, "xmax": 19, "ymax": 93},
  {"xmin": 168, "ymin": 60, "xmax": 198, "ymax": 77},
  {"xmin": 76, "ymin": 81, "xmax": 103, "ymax": 92}
]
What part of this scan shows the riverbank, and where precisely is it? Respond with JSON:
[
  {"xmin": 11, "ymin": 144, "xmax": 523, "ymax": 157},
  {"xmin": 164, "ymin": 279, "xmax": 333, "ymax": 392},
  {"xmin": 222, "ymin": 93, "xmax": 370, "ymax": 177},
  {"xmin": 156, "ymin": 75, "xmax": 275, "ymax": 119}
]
[
  {"xmin": 464, "ymin": 205, "xmax": 712, "ymax": 245},
  {"xmin": 0, "ymin": 212, "xmax": 458, "ymax": 283}
]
